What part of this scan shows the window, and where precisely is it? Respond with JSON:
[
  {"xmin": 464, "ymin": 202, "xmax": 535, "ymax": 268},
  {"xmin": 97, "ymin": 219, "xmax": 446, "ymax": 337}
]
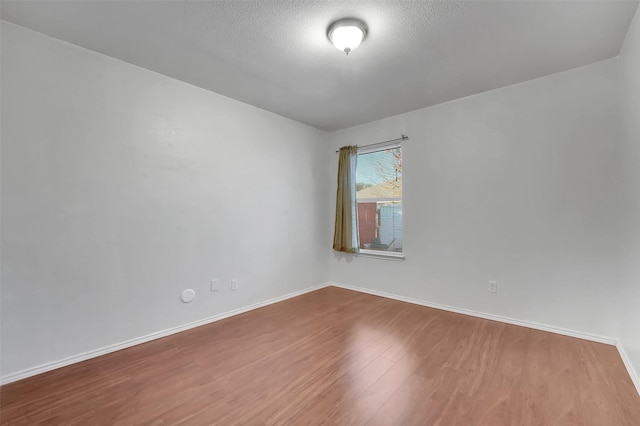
[{"xmin": 355, "ymin": 144, "xmax": 402, "ymax": 255}]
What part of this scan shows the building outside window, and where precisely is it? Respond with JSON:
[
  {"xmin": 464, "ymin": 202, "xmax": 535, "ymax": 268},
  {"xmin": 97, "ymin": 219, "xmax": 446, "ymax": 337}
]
[{"xmin": 355, "ymin": 145, "xmax": 402, "ymax": 254}]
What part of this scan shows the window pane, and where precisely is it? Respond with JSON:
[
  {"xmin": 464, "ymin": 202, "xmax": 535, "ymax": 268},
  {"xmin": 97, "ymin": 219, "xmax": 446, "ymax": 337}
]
[{"xmin": 356, "ymin": 147, "xmax": 402, "ymax": 252}]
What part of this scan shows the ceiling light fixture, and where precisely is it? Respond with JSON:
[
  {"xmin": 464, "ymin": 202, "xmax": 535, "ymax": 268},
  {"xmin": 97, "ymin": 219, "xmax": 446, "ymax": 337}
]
[{"xmin": 327, "ymin": 18, "xmax": 367, "ymax": 56}]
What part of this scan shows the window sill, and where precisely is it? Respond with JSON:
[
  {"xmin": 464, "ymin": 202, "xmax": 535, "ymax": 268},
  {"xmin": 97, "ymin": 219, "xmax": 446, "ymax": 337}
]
[{"xmin": 356, "ymin": 249, "xmax": 405, "ymax": 261}]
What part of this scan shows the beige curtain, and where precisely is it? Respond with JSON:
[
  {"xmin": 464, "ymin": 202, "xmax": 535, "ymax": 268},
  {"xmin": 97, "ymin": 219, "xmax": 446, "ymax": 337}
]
[{"xmin": 333, "ymin": 145, "xmax": 359, "ymax": 253}]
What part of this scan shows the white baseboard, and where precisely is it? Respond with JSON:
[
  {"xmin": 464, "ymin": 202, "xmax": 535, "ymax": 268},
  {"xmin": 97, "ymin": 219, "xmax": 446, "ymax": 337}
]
[
  {"xmin": 616, "ymin": 340, "xmax": 640, "ymax": 396},
  {"xmin": 0, "ymin": 283, "xmax": 330, "ymax": 386},
  {"xmin": 330, "ymin": 282, "xmax": 617, "ymax": 344}
]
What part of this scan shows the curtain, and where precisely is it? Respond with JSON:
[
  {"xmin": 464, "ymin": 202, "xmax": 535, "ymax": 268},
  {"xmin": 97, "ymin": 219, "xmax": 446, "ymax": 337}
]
[{"xmin": 333, "ymin": 145, "xmax": 359, "ymax": 253}]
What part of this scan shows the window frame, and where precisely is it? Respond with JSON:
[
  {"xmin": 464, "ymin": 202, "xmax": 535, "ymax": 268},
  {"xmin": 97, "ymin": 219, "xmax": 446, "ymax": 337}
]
[{"xmin": 355, "ymin": 142, "xmax": 405, "ymax": 260}]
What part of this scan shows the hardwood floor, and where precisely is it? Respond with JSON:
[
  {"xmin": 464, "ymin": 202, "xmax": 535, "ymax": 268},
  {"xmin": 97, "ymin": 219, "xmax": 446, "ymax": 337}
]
[{"xmin": 2, "ymin": 286, "xmax": 639, "ymax": 425}]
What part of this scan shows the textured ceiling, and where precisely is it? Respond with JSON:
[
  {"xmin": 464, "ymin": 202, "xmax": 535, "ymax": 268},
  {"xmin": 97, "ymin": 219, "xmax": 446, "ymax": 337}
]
[{"xmin": 1, "ymin": 1, "xmax": 638, "ymax": 131}]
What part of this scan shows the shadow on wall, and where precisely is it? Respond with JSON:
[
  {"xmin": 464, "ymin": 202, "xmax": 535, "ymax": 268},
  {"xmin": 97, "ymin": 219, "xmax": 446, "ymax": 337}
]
[{"xmin": 333, "ymin": 251, "xmax": 356, "ymax": 263}]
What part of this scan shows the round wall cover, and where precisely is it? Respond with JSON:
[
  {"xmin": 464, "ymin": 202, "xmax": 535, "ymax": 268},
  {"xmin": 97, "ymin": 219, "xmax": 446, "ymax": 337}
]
[{"xmin": 181, "ymin": 288, "xmax": 196, "ymax": 303}]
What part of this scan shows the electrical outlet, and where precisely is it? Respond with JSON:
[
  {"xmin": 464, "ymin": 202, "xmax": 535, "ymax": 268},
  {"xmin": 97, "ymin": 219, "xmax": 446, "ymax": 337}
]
[
  {"xmin": 231, "ymin": 279, "xmax": 238, "ymax": 291},
  {"xmin": 210, "ymin": 279, "xmax": 218, "ymax": 292},
  {"xmin": 488, "ymin": 281, "xmax": 498, "ymax": 293}
]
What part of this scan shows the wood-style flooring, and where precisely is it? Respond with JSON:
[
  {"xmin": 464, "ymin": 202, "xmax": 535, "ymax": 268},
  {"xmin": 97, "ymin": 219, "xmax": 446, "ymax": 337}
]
[{"xmin": 2, "ymin": 286, "xmax": 639, "ymax": 425}]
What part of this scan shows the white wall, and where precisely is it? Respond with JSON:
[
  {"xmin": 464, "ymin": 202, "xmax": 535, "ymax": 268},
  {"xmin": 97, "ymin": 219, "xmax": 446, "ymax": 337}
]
[
  {"xmin": 0, "ymin": 22, "xmax": 330, "ymax": 379},
  {"xmin": 329, "ymin": 58, "xmax": 627, "ymax": 340},
  {"xmin": 618, "ymin": 6, "xmax": 640, "ymax": 382}
]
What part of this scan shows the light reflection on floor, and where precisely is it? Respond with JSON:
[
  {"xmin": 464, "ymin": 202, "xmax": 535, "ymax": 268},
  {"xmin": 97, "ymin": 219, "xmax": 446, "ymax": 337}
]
[{"xmin": 345, "ymin": 323, "xmax": 416, "ymax": 420}]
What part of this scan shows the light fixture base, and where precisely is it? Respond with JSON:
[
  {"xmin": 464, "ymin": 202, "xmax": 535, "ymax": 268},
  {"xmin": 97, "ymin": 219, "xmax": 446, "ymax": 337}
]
[{"xmin": 327, "ymin": 18, "xmax": 367, "ymax": 55}]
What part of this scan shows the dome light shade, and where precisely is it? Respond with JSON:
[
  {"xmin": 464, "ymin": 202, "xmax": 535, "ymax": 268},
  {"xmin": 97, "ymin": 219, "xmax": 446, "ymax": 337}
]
[{"xmin": 328, "ymin": 19, "xmax": 367, "ymax": 55}]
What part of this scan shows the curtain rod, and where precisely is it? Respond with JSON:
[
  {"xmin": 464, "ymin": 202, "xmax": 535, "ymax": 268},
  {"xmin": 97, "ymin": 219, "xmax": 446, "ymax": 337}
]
[{"xmin": 335, "ymin": 134, "xmax": 408, "ymax": 153}]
